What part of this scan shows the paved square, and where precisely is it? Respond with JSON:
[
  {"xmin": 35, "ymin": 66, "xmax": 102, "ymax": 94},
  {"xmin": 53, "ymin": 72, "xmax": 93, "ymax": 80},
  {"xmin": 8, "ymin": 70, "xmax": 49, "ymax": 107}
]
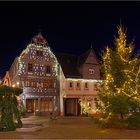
[{"xmin": 0, "ymin": 116, "xmax": 140, "ymax": 139}]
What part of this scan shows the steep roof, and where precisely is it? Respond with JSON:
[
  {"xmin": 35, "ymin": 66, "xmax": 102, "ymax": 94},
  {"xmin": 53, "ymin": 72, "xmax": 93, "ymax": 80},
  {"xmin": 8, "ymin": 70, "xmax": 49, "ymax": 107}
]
[
  {"xmin": 55, "ymin": 52, "xmax": 82, "ymax": 78},
  {"xmin": 78, "ymin": 48, "xmax": 100, "ymax": 67},
  {"xmin": 31, "ymin": 32, "xmax": 49, "ymax": 47},
  {"xmin": 55, "ymin": 48, "xmax": 100, "ymax": 78}
]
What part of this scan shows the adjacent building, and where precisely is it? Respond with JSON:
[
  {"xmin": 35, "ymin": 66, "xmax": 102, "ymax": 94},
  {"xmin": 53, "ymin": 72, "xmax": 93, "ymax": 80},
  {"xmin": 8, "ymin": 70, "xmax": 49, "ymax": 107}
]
[
  {"xmin": 56, "ymin": 49, "xmax": 101, "ymax": 116},
  {"xmin": 2, "ymin": 33, "xmax": 102, "ymax": 116}
]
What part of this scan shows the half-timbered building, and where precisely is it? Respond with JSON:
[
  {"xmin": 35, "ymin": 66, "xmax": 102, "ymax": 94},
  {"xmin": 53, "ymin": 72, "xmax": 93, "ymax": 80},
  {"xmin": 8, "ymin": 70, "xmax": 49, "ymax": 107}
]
[
  {"xmin": 2, "ymin": 33, "xmax": 102, "ymax": 116},
  {"xmin": 3, "ymin": 33, "xmax": 60, "ymax": 115}
]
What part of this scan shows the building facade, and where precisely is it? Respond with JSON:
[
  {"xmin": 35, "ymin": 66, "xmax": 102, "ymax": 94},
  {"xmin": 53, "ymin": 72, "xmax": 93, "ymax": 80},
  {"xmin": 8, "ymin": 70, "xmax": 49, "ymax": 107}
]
[
  {"xmin": 2, "ymin": 33, "xmax": 102, "ymax": 116},
  {"xmin": 3, "ymin": 33, "xmax": 60, "ymax": 115},
  {"xmin": 56, "ymin": 49, "xmax": 101, "ymax": 116}
]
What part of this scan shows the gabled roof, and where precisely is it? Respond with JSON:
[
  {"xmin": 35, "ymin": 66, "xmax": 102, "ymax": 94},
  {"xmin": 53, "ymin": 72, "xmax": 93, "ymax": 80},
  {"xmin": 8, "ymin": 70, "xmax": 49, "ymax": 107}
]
[
  {"xmin": 78, "ymin": 48, "xmax": 100, "ymax": 67},
  {"xmin": 55, "ymin": 48, "xmax": 100, "ymax": 78},
  {"xmin": 31, "ymin": 32, "xmax": 49, "ymax": 47},
  {"xmin": 55, "ymin": 52, "xmax": 82, "ymax": 78}
]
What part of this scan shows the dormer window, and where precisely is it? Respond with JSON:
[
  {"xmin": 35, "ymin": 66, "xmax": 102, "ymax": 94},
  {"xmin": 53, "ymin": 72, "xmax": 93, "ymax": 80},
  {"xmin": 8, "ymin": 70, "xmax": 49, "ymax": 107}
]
[{"xmin": 89, "ymin": 68, "xmax": 94, "ymax": 75}]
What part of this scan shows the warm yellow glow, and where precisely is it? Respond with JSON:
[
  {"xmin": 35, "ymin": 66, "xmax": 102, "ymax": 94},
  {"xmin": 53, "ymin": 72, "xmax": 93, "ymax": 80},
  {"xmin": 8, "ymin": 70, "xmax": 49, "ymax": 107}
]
[
  {"xmin": 12, "ymin": 84, "xmax": 15, "ymax": 87},
  {"xmin": 66, "ymin": 78, "xmax": 103, "ymax": 83},
  {"xmin": 16, "ymin": 82, "xmax": 19, "ymax": 85}
]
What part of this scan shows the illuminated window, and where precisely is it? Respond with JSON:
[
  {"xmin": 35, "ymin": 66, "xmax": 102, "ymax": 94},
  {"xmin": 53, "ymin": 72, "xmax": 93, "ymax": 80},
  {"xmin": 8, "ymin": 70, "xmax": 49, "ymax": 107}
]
[
  {"xmin": 94, "ymin": 83, "xmax": 100, "ymax": 91},
  {"xmin": 46, "ymin": 98, "xmax": 53, "ymax": 112},
  {"xmin": 48, "ymin": 80, "xmax": 54, "ymax": 88},
  {"xmin": 87, "ymin": 102, "xmax": 91, "ymax": 107},
  {"xmin": 89, "ymin": 68, "xmax": 94, "ymax": 75},
  {"xmin": 43, "ymin": 79, "xmax": 54, "ymax": 88},
  {"xmin": 36, "ymin": 50, "xmax": 43, "ymax": 56},
  {"xmin": 28, "ymin": 63, "xmax": 33, "ymax": 72},
  {"xmin": 46, "ymin": 66, "xmax": 51, "ymax": 74},
  {"xmin": 43, "ymin": 81, "xmax": 48, "ymax": 88},
  {"xmin": 25, "ymin": 81, "xmax": 30, "ymax": 87},
  {"xmin": 31, "ymin": 81, "xmax": 36, "ymax": 87}
]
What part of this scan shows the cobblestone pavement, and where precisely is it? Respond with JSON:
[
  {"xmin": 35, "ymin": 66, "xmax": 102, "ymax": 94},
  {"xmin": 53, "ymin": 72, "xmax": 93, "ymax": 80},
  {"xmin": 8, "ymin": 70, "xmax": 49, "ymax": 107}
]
[{"xmin": 1, "ymin": 116, "xmax": 140, "ymax": 139}]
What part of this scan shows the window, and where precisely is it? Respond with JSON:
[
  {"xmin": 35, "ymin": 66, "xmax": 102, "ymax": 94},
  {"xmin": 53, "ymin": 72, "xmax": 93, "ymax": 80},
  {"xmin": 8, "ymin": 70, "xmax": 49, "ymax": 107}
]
[
  {"xmin": 25, "ymin": 81, "xmax": 30, "ymax": 87},
  {"xmin": 46, "ymin": 66, "xmax": 51, "ymax": 74},
  {"xmin": 43, "ymin": 80, "xmax": 54, "ymax": 88},
  {"xmin": 77, "ymin": 82, "xmax": 80, "ymax": 88},
  {"xmin": 36, "ymin": 50, "xmax": 43, "ymax": 56},
  {"xmin": 89, "ymin": 68, "xmax": 94, "ymax": 75},
  {"xmin": 76, "ymin": 82, "xmax": 81, "ymax": 90},
  {"xmin": 87, "ymin": 102, "xmax": 91, "ymax": 107},
  {"xmin": 48, "ymin": 80, "xmax": 54, "ymax": 88},
  {"xmin": 28, "ymin": 63, "xmax": 33, "ymax": 72},
  {"xmin": 31, "ymin": 81, "xmax": 36, "ymax": 87},
  {"xmin": 85, "ymin": 82, "xmax": 88, "ymax": 89},
  {"xmin": 94, "ymin": 98, "xmax": 98, "ymax": 102},
  {"xmin": 94, "ymin": 83, "xmax": 100, "ymax": 91},
  {"xmin": 46, "ymin": 98, "xmax": 53, "ymax": 112},
  {"xmin": 69, "ymin": 82, "xmax": 73, "ymax": 90},
  {"xmin": 43, "ymin": 81, "xmax": 48, "ymax": 88},
  {"xmin": 69, "ymin": 82, "xmax": 73, "ymax": 88}
]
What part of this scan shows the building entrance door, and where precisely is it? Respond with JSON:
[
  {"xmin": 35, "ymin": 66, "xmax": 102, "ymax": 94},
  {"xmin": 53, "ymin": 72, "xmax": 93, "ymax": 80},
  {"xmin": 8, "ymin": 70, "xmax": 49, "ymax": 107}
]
[
  {"xmin": 26, "ymin": 97, "xmax": 54, "ymax": 114},
  {"xmin": 26, "ymin": 99, "xmax": 38, "ymax": 113},
  {"xmin": 41, "ymin": 97, "xmax": 53, "ymax": 112},
  {"xmin": 64, "ymin": 98, "xmax": 81, "ymax": 116}
]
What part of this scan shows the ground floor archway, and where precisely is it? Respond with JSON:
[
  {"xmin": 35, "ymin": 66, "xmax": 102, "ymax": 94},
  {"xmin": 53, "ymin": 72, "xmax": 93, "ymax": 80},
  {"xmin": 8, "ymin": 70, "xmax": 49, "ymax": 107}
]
[{"xmin": 64, "ymin": 98, "xmax": 81, "ymax": 116}]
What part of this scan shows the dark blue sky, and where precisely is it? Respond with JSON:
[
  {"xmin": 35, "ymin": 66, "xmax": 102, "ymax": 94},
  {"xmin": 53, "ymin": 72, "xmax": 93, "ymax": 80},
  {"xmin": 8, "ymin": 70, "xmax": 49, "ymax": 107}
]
[{"xmin": 0, "ymin": 1, "xmax": 140, "ymax": 78}]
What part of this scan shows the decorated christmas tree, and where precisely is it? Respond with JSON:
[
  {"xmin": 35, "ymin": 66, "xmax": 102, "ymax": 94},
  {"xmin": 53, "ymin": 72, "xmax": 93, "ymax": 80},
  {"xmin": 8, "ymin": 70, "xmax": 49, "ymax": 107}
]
[{"xmin": 97, "ymin": 25, "xmax": 140, "ymax": 128}]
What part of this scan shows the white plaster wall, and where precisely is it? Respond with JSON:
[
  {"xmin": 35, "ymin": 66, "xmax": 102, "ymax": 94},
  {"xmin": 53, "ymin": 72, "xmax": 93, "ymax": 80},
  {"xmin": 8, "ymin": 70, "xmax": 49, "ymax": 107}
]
[
  {"xmin": 59, "ymin": 71, "xmax": 102, "ymax": 115},
  {"xmin": 59, "ymin": 67, "xmax": 66, "ymax": 115},
  {"xmin": 65, "ymin": 80, "xmax": 99, "ymax": 95}
]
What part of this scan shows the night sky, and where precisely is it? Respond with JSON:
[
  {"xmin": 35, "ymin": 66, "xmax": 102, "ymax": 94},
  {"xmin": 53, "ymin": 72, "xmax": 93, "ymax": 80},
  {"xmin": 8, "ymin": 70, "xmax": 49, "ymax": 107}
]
[{"xmin": 0, "ymin": 1, "xmax": 140, "ymax": 78}]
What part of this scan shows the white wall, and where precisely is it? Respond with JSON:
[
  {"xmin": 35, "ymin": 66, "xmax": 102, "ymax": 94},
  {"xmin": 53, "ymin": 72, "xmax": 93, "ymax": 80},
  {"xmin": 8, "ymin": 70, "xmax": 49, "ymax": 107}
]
[
  {"xmin": 59, "ymin": 68, "xmax": 102, "ymax": 115},
  {"xmin": 65, "ymin": 80, "xmax": 99, "ymax": 95},
  {"xmin": 59, "ymin": 67, "xmax": 66, "ymax": 116}
]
